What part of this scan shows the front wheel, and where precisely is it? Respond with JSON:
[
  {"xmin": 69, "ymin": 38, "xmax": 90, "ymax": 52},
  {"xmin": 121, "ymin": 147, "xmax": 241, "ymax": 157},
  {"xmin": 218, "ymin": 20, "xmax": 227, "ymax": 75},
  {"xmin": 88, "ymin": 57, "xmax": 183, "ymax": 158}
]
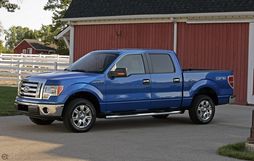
[
  {"xmin": 63, "ymin": 98, "xmax": 96, "ymax": 132},
  {"xmin": 189, "ymin": 95, "xmax": 215, "ymax": 124},
  {"xmin": 29, "ymin": 117, "xmax": 54, "ymax": 125}
]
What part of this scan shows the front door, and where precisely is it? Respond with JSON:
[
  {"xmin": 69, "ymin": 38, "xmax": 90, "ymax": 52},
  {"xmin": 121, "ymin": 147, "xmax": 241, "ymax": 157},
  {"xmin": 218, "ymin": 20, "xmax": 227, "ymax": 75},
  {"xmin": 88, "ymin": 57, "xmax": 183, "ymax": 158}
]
[
  {"xmin": 248, "ymin": 23, "xmax": 254, "ymax": 104},
  {"xmin": 105, "ymin": 54, "xmax": 151, "ymax": 112}
]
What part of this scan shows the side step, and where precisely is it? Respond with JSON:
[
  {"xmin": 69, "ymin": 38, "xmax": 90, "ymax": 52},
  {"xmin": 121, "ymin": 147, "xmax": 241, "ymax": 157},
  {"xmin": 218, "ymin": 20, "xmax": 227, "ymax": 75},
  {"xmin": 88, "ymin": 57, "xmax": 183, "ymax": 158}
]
[{"xmin": 106, "ymin": 110, "xmax": 183, "ymax": 119}]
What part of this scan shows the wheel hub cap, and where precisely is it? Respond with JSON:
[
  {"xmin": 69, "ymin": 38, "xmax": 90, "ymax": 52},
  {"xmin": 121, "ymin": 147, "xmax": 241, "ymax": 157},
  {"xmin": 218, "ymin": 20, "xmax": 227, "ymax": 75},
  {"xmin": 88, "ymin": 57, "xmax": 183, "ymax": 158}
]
[
  {"xmin": 72, "ymin": 105, "xmax": 92, "ymax": 129},
  {"xmin": 197, "ymin": 100, "xmax": 212, "ymax": 121}
]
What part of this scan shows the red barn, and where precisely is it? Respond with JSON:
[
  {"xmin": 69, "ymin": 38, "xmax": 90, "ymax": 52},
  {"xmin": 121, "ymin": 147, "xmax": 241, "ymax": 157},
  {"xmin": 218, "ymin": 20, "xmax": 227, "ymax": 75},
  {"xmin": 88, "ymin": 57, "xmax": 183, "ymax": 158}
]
[
  {"xmin": 14, "ymin": 39, "xmax": 56, "ymax": 54},
  {"xmin": 57, "ymin": 0, "xmax": 254, "ymax": 105}
]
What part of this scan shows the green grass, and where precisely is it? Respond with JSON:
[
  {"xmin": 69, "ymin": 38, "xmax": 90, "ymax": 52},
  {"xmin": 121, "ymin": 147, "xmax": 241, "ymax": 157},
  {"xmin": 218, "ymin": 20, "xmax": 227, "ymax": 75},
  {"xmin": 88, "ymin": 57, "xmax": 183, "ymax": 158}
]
[
  {"xmin": 0, "ymin": 86, "xmax": 17, "ymax": 116},
  {"xmin": 218, "ymin": 142, "xmax": 254, "ymax": 161}
]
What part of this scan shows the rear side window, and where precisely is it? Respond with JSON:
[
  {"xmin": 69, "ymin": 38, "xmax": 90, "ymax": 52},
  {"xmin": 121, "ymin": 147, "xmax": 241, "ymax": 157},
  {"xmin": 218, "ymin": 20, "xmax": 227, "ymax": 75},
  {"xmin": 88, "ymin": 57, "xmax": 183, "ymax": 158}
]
[
  {"xmin": 115, "ymin": 55, "xmax": 145, "ymax": 76},
  {"xmin": 149, "ymin": 54, "xmax": 175, "ymax": 73}
]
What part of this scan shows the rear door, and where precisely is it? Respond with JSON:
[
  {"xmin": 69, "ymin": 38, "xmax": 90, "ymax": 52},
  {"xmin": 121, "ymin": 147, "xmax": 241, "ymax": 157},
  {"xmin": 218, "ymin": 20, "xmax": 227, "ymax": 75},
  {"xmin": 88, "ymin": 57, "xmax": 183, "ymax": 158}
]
[
  {"xmin": 105, "ymin": 54, "xmax": 151, "ymax": 112},
  {"xmin": 146, "ymin": 53, "xmax": 182, "ymax": 109}
]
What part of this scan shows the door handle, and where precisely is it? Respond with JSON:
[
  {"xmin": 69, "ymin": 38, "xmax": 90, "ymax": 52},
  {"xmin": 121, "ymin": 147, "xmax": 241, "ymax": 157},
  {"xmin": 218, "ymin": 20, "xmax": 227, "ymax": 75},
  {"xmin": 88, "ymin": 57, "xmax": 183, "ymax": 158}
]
[
  {"xmin": 173, "ymin": 78, "xmax": 181, "ymax": 83},
  {"xmin": 143, "ymin": 79, "xmax": 150, "ymax": 85}
]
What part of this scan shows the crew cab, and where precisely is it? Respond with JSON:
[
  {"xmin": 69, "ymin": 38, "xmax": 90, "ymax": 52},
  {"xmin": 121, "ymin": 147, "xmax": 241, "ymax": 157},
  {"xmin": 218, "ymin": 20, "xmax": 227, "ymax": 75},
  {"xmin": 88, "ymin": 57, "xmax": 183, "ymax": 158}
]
[{"xmin": 15, "ymin": 49, "xmax": 234, "ymax": 132}]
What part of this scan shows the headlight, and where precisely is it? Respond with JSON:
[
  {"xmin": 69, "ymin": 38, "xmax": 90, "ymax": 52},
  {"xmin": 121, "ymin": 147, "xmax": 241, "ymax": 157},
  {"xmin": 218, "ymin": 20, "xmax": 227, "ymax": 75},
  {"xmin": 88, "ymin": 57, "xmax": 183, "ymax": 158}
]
[{"xmin": 43, "ymin": 85, "xmax": 64, "ymax": 99}]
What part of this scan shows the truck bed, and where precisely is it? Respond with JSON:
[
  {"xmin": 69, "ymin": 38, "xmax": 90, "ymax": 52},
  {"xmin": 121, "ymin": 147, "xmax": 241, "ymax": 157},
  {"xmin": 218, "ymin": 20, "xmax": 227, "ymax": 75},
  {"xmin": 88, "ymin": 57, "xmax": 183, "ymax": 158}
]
[{"xmin": 182, "ymin": 69, "xmax": 233, "ymax": 106}]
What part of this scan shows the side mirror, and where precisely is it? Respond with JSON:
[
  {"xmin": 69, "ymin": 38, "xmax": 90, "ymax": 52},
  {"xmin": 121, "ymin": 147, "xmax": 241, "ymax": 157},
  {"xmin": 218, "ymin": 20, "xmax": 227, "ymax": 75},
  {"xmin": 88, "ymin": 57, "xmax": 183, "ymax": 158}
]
[{"xmin": 109, "ymin": 68, "xmax": 127, "ymax": 78}]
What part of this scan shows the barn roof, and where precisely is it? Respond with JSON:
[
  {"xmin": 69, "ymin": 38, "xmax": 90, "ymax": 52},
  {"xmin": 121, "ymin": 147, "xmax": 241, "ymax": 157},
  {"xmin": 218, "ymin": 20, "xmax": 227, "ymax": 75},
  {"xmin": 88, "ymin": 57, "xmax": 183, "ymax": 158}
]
[
  {"xmin": 22, "ymin": 39, "xmax": 56, "ymax": 51},
  {"xmin": 64, "ymin": 0, "xmax": 254, "ymax": 19}
]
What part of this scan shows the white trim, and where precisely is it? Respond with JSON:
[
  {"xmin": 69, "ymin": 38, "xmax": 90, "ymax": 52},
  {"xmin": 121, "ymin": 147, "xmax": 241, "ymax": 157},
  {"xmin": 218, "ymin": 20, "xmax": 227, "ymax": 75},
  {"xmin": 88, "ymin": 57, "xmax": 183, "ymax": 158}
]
[
  {"xmin": 27, "ymin": 48, "xmax": 33, "ymax": 54},
  {"xmin": 63, "ymin": 37, "xmax": 70, "ymax": 48},
  {"xmin": 61, "ymin": 12, "xmax": 254, "ymax": 22},
  {"xmin": 71, "ymin": 18, "xmax": 173, "ymax": 25},
  {"xmin": 187, "ymin": 19, "xmax": 254, "ymax": 24},
  {"xmin": 173, "ymin": 22, "xmax": 177, "ymax": 52},
  {"xmin": 14, "ymin": 39, "xmax": 55, "ymax": 52},
  {"xmin": 14, "ymin": 39, "xmax": 34, "ymax": 51},
  {"xmin": 55, "ymin": 26, "xmax": 71, "ymax": 39},
  {"xmin": 22, "ymin": 49, "xmax": 27, "ymax": 54},
  {"xmin": 247, "ymin": 23, "xmax": 254, "ymax": 105},
  {"xmin": 69, "ymin": 26, "xmax": 74, "ymax": 64}
]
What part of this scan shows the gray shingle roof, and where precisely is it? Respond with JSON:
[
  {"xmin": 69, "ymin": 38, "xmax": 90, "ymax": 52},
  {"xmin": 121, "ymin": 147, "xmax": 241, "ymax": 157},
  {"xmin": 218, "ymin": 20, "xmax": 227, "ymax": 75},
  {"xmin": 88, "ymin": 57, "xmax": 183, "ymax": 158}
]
[
  {"xmin": 64, "ymin": 0, "xmax": 254, "ymax": 19},
  {"xmin": 25, "ymin": 39, "xmax": 56, "ymax": 51}
]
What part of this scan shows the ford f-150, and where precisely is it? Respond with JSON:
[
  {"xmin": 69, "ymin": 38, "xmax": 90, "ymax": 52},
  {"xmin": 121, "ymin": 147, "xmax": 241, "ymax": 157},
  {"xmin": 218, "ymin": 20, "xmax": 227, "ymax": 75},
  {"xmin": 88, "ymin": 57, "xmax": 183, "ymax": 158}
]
[{"xmin": 15, "ymin": 49, "xmax": 235, "ymax": 132}]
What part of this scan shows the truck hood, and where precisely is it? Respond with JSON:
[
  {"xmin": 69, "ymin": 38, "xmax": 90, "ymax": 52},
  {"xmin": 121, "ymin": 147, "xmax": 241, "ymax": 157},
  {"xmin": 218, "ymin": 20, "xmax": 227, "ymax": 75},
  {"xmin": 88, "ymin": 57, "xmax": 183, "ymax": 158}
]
[{"xmin": 26, "ymin": 71, "xmax": 102, "ymax": 83}]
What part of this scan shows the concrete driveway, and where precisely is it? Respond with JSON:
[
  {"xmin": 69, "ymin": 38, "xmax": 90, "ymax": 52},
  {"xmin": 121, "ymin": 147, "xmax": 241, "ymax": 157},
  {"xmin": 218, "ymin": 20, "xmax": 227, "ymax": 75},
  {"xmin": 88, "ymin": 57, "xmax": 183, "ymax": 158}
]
[{"xmin": 0, "ymin": 105, "xmax": 253, "ymax": 161}]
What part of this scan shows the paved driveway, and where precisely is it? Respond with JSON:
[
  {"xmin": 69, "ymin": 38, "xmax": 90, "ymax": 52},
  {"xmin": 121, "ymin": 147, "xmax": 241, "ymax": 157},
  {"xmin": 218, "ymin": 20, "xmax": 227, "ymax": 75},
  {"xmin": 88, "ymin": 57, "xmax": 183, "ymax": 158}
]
[{"xmin": 0, "ymin": 105, "xmax": 253, "ymax": 161}]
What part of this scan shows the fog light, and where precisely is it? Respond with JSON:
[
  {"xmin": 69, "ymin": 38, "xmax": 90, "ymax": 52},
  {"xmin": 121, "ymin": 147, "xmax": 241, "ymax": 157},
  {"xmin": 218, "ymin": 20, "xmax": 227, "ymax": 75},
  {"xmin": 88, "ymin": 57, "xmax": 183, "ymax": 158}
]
[{"xmin": 42, "ymin": 107, "xmax": 48, "ymax": 114}]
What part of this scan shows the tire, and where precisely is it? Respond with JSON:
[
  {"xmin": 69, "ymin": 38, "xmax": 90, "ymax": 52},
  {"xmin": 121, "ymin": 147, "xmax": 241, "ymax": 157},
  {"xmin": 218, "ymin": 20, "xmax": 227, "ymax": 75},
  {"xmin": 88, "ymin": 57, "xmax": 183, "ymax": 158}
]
[
  {"xmin": 29, "ymin": 117, "xmax": 54, "ymax": 125},
  {"xmin": 189, "ymin": 95, "xmax": 215, "ymax": 124},
  {"xmin": 152, "ymin": 114, "xmax": 169, "ymax": 119},
  {"xmin": 63, "ymin": 98, "xmax": 96, "ymax": 132}
]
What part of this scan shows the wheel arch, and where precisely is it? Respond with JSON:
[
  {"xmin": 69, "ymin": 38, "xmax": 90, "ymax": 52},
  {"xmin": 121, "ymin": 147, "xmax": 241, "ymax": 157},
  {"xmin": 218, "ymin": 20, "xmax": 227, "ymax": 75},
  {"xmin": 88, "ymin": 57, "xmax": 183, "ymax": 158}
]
[
  {"xmin": 62, "ymin": 91, "xmax": 101, "ymax": 117},
  {"xmin": 192, "ymin": 87, "xmax": 219, "ymax": 105}
]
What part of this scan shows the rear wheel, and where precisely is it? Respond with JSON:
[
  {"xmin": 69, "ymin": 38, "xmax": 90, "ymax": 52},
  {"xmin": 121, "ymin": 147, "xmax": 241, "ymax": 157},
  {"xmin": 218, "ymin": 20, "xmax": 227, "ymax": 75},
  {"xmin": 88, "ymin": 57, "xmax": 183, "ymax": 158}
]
[
  {"xmin": 63, "ymin": 98, "xmax": 96, "ymax": 132},
  {"xmin": 29, "ymin": 117, "xmax": 54, "ymax": 125},
  {"xmin": 152, "ymin": 114, "xmax": 169, "ymax": 119},
  {"xmin": 189, "ymin": 95, "xmax": 215, "ymax": 124}
]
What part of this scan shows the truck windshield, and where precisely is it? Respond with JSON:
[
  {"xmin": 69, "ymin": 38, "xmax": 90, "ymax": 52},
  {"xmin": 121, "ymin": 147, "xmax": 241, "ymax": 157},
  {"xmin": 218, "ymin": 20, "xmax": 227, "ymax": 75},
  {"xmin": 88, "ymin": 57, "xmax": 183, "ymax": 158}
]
[{"xmin": 66, "ymin": 52, "xmax": 119, "ymax": 73}]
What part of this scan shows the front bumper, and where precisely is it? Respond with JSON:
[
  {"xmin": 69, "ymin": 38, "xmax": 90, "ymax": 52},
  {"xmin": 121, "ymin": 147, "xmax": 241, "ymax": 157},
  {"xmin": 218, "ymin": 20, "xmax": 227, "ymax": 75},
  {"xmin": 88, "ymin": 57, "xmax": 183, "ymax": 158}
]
[{"xmin": 15, "ymin": 101, "xmax": 64, "ymax": 117}]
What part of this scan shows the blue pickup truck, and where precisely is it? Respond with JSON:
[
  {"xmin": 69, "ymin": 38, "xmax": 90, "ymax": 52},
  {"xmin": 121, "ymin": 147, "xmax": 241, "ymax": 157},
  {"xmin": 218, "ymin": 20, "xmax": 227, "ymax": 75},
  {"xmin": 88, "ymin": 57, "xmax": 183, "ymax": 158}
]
[{"xmin": 15, "ymin": 49, "xmax": 234, "ymax": 132}]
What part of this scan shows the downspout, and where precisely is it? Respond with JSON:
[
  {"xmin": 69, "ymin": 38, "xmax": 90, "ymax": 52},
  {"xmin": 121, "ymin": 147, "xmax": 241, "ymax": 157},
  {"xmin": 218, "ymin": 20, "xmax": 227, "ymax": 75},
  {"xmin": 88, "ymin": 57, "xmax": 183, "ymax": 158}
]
[
  {"xmin": 173, "ymin": 21, "xmax": 178, "ymax": 53},
  {"xmin": 247, "ymin": 23, "xmax": 254, "ymax": 104},
  {"xmin": 69, "ymin": 25, "xmax": 74, "ymax": 64}
]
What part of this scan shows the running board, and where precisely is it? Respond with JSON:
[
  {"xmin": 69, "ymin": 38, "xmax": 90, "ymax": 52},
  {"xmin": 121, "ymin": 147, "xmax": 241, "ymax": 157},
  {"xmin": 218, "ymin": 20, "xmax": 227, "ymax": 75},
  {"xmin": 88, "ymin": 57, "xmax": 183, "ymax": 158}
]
[{"xmin": 106, "ymin": 111, "xmax": 183, "ymax": 119}]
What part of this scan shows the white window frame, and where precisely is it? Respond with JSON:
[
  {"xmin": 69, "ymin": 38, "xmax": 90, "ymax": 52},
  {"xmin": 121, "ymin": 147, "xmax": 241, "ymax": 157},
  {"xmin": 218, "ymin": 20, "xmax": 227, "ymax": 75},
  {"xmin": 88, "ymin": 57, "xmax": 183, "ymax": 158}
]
[
  {"xmin": 22, "ymin": 49, "xmax": 26, "ymax": 54},
  {"xmin": 27, "ymin": 48, "xmax": 33, "ymax": 54}
]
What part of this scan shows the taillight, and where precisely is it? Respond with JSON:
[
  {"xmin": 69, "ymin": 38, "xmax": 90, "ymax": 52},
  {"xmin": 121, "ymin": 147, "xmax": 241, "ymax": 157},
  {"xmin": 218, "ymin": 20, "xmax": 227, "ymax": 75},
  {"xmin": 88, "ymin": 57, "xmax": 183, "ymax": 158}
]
[{"xmin": 227, "ymin": 75, "xmax": 234, "ymax": 89}]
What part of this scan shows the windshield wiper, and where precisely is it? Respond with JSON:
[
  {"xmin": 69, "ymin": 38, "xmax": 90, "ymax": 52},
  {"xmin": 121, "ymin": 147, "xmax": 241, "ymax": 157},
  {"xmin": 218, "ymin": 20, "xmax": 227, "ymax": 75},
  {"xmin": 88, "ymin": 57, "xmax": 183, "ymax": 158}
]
[
  {"xmin": 70, "ymin": 69, "xmax": 88, "ymax": 72},
  {"xmin": 64, "ymin": 68, "xmax": 71, "ymax": 71}
]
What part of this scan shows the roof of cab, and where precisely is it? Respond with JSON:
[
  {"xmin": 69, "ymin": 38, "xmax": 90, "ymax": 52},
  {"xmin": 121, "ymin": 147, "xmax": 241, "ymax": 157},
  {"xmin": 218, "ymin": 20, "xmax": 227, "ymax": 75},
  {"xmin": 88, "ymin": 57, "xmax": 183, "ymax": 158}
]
[{"xmin": 94, "ymin": 49, "xmax": 175, "ymax": 55}]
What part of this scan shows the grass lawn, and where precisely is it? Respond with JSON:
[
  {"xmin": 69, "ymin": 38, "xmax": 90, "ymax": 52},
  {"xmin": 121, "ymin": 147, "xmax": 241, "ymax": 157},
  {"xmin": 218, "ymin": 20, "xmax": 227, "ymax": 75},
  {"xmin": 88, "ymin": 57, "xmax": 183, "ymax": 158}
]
[
  {"xmin": 218, "ymin": 142, "xmax": 254, "ymax": 161},
  {"xmin": 0, "ymin": 86, "xmax": 17, "ymax": 116}
]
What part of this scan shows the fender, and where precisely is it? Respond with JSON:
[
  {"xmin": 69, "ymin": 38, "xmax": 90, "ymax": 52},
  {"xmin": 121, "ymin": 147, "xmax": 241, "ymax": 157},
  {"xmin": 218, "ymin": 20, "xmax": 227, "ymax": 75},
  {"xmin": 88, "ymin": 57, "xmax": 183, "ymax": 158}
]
[
  {"xmin": 188, "ymin": 79, "xmax": 219, "ymax": 98},
  {"xmin": 62, "ymin": 83, "xmax": 104, "ymax": 103},
  {"xmin": 182, "ymin": 79, "xmax": 219, "ymax": 107}
]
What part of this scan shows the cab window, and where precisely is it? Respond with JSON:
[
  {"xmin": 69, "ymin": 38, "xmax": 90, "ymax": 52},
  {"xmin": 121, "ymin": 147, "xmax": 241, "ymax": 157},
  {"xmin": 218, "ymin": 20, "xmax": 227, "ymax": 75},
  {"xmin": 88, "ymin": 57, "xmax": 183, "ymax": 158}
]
[{"xmin": 113, "ymin": 55, "xmax": 145, "ymax": 76}]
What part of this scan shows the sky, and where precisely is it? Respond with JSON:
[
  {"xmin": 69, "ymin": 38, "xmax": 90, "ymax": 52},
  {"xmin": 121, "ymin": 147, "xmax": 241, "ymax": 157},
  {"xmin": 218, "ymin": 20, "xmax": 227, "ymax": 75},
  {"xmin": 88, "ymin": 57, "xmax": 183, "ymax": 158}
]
[{"xmin": 0, "ymin": 0, "xmax": 53, "ymax": 41}]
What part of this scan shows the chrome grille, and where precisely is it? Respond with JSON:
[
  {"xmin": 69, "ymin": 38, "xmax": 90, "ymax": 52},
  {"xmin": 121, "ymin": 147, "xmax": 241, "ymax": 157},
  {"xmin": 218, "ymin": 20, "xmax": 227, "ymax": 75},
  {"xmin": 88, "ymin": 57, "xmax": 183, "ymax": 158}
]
[{"xmin": 19, "ymin": 81, "xmax": 41, "ymax": 98}]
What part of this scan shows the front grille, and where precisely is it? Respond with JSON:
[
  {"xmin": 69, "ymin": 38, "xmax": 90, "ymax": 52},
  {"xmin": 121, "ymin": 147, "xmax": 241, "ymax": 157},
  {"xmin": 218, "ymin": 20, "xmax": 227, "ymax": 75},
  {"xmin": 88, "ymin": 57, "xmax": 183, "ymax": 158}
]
[{"xmin": 19, "ymin": 81, "xmax": 41, "ymax": 98}]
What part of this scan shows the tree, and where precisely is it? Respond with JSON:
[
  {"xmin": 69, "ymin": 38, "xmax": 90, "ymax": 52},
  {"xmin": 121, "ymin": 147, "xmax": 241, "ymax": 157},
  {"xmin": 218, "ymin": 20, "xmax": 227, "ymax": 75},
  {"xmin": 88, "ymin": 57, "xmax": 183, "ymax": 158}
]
[
  {"xmin": 44, "ymin": 0, "xmax": 71, "ymax": 55},
  {"xmin": 38, "ymin": 25, "xmax": 54, "ymax": 45},
  {"xmin": 3, "ymin": 1, "xmax": 72, "ymax": 54},
  {"xmin": 44, "ymin": 0, "xmax": 71, "ymax": 30},
  {"xmin": 0, "ymin": 40, "xmax": 5, "ymax": 52},
  {"xmin": 0, "ymin": 0, "xmax": 19, "ymax": 12},
  {"xmin": 0, "ymin": 40, "xmax": 11, "ymax": 53},
  {"xmin": 0, "ymin": 22, "xmax": 3, "ymax": 37},
  {"xmin": 4, "ymin": 26, "xmax": 38, "ymax": 50}
]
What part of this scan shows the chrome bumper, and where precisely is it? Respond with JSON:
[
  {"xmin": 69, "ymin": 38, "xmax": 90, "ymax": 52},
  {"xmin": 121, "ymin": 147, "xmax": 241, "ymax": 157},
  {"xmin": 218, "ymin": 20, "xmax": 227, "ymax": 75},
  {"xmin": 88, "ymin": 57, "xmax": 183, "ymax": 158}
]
[
  {"xmin": 229, "ymin": 96, "xmax": 236, "ymax": 104},
  {"xmin": 15, "ymin": 101, "xmax": 64, "ymax": 117}
]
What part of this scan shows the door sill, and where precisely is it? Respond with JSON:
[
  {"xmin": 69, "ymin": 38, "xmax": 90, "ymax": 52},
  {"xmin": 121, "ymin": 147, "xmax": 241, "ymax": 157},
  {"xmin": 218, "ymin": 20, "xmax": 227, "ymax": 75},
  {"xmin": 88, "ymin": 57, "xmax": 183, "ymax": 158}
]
[{"xmin": 105, "ymin": 110, "xmax": 184, "ymax": 119}]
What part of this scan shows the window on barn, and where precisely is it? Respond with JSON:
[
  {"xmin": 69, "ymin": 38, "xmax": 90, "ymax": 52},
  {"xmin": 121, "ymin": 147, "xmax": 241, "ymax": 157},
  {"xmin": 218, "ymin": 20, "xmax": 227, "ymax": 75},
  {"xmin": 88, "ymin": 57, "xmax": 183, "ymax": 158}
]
[
  {"xmin": 27, "ymin": 48, "xmax": 32, "ymax": 54},
  {"xmin": 22, "ymin": 49, "xmax": 26, "ymax": 54}
]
